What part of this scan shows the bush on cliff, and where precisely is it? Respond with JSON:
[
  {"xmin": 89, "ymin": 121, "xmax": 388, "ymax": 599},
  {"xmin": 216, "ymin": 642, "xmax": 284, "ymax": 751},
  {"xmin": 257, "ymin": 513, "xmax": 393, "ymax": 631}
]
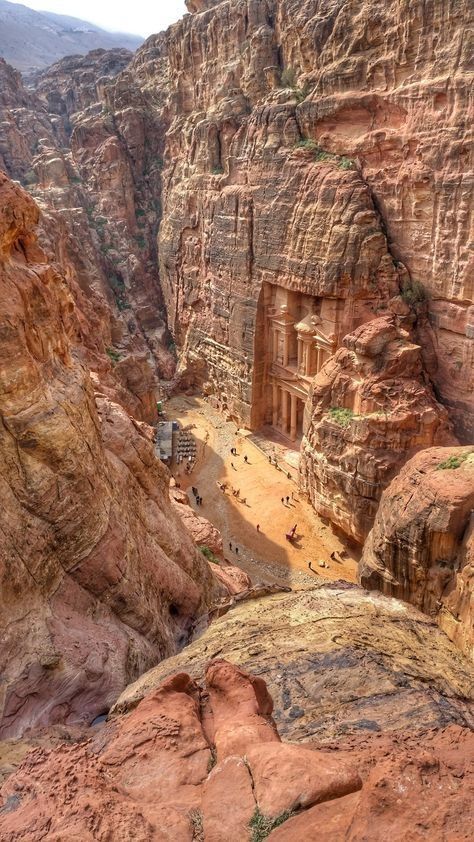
[{"xmin": 328, "ymin": 407, "xmax": 355, "ymax": 427}]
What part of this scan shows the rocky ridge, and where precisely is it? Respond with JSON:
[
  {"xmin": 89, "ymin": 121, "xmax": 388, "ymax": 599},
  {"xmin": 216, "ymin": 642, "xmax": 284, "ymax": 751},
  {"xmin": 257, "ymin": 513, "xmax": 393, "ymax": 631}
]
[
  {"xmin": 1, "ymin": 588, "xmax": 473, "ymax": 840},
  {"xmin": 299, "ymin": 315, "xmax": 457, "ymax": 543},
  {"xmin": 360, "ymin": 446, "xmax": 474, "ymax": 660}
]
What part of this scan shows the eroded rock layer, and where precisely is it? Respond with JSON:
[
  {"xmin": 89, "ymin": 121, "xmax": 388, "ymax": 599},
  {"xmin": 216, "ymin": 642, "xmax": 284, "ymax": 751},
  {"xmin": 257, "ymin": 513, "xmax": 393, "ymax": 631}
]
[
  {"xmin": 0, "ymin": 174, "xmax": 219, "ymax": 739},
  {"xmin": 360, "ymin": 447, "xmax": 474, "ymax": 660},
  {"xmin": 2, "ymin": 590, "xmax": 473, "ymax": 841},
  {"xmin": 299, "ymin": 315, "xmax": 456, "ymax": 543},
  {"xmin": 157, "ymin": 0, "xmax": 473, "ymax": 440}
]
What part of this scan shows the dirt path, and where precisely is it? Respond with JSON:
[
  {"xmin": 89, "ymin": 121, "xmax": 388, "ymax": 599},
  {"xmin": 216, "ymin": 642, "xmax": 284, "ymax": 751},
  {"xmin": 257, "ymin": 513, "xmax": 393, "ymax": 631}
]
[{"xmin": 166, "ymin": 395, "xmax": 360, "ymax": 587}]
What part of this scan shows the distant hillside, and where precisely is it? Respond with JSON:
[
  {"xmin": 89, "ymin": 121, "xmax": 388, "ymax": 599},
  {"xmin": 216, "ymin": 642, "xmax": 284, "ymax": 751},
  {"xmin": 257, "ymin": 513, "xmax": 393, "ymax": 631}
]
[{"xmin": 0, "ymin": 0, "xmax": 143, "ymax": 72}]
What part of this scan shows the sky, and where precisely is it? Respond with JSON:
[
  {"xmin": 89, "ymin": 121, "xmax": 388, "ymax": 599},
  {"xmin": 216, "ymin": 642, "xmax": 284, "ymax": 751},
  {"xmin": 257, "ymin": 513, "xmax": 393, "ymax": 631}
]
[{"xmin": 15, "ymin": 0, "xmax": 187, "ymax": 37}]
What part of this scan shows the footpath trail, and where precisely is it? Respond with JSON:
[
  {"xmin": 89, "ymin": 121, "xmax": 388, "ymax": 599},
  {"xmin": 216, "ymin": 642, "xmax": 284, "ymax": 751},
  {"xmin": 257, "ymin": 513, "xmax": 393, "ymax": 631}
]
[{"xmin": 166, "ymin": 396, "xmax": 359, "ymax": 588}]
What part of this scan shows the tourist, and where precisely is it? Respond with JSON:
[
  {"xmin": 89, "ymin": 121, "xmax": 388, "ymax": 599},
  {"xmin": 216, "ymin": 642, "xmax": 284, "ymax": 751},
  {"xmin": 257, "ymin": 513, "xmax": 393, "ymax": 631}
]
[
  {"xmin": 244, "ymin": 455, "xmax": 248, "ymax": 463},
  {"xmin": 235, "ymin": 546, "xmax": 239, "ymax": 555},
  {"xmin": 286, "ymin": 495, "xmax": 290, "ymax": 504},
  {"xmin": 256, "ymin": 524, "xmax": 260, "ymax": 532},
  {"xmin": 229, "ymin": 542, "xmax": 233, "ymax": 551},
  {"xmin": 281, "ymin": 497, "xmax": 285, "ymax": 505}
]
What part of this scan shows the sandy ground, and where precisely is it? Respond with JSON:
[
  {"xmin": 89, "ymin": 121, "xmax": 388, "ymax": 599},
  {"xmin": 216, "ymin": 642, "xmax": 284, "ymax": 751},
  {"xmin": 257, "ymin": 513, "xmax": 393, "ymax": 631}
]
[{"xmin": 166, "ymin": 395, "xmax": 360, "ymax": 588}]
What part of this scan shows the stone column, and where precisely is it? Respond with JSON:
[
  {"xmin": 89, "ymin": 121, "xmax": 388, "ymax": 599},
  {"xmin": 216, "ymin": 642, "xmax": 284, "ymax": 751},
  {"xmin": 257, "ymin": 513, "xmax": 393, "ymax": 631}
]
[
  {"xmin": 272, "ymin": 383, "xmax": 279, "ymax": 428},
  {"xmin": 283, "ymin": 331, "xmax": 289, "ymax": 366},
  {"xmin": 290, "ymin": 393, "xmax": 297, "ymax": 440},
  {"xmin": 297, "ymin": 337, "xmax": 302, "ymax": 371},
  {"xmin": 282, "ymin": 389, "xmax": 289, "ymax": 434},
  {"xmin": 304, "ymin": 341, "xmax": 311, "ymax": 376},
  {"xmin": 315, "ymin": 344, "xmax": 321, "ymax": 374}
]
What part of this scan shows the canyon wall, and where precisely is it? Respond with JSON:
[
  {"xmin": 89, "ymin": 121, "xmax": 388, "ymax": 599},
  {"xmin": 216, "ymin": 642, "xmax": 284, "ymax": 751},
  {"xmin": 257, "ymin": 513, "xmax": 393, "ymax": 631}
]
[
  {"xmin": 0, "ymin": 174, "xmax": 219, "ymax": 739},
  {"xmin": 0, "ymin": 48, "xmax": 173, "ymax": 423},
  {"xmin": 157, "ymin": 0, "xmax": 472, "ymax": 441},
  {"xmin": 360, "ymin": 446, "xmax": 474, "ymax": 660}
]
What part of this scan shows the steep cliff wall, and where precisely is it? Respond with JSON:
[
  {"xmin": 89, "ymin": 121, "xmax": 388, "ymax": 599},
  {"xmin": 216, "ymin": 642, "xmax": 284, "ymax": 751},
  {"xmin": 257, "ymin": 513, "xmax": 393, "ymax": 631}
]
[
  {"xmin": 360, "ymin": 447, "xmax": 474, "ymax": 659},
  {"xmin": 299, "ymin": 315, "xmax": 456, "ymax": 543},
  {"xmin": 0, "ymin": 49, "xmax": 172, "ymax": 423},
  {"xmin": 0, "ymin": 174, "xmax": 218, "ymax": 739},
  {"xmin": 157, "ymin": 0, "xmax": 472, "ymax": 439}
]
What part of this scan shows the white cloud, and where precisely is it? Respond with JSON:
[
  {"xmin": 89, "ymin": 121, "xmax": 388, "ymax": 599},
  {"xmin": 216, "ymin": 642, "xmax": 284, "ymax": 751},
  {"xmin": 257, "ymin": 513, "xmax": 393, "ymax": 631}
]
[{"xmin": 12, "ymin": 0, "xmax": 188, "ymax": 37}]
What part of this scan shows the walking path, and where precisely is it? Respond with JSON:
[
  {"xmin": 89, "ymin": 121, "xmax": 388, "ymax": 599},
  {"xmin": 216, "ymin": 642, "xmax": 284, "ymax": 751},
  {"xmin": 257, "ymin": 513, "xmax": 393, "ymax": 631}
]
[{"xmin": 166, "ymin": 395, "xmax": 360, "ymax": 587}]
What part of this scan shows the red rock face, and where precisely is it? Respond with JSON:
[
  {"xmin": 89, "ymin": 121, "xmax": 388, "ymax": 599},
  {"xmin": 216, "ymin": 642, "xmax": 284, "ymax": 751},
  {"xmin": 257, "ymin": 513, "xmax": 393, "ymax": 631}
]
[
  {"xmin": 299, "ymin": 315, "xmax": 457, "ymax": 543},
  {"xmin": 1, "ymin": 660, "xmax": 472, "ymax": 841},
  {"xmin": 360, "ymin": 446, "xmax": 474, "ymax": 660},
  {"xmin": 0, "ymin": 49, "xmax": 172, "ymax": 424},
  {"xmin": 154, "ymin": 0, "xmax": 472, "ymax": 442},
  {"xmin": 0, "ymin": 174, "xmax": 220, "ymax": 739}
]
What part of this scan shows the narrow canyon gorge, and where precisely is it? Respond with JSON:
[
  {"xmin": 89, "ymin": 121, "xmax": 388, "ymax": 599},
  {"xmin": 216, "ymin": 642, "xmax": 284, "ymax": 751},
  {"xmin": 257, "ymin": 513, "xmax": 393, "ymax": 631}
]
[{"xmin": 0, "ymin": 0, "xmax": 473, "ymax": 839}]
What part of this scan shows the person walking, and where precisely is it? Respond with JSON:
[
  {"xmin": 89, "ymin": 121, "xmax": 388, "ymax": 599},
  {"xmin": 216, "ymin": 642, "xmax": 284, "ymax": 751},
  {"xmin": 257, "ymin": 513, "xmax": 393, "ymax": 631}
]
[
  {"xmin": 256, "ymin": 524, "xmax": 260, "ymax": 532},
  {"xmin": 235, "ymin": 546, "xmax": 239, "ymax": 555},
  {"xmin": 229, "ymin": 542, "xmax": 233, "ymax": 551},
  {"xmin": 281, "ymin": 497, "xmax": 285, "ymax": 505},
  {"xmin": 286, "ymin": 495, "xmax": 290, "ymax": 505},
  {"xmin": 244, "ymin": 455, "xmax": 248, "ymax": 464}
]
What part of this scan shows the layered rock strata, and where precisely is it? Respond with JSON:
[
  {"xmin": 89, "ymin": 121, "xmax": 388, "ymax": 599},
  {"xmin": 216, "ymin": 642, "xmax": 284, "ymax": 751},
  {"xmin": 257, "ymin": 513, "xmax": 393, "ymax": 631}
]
[
  {"xmin": 0, "ymin": 49, "xmax": 172, "ymax": 423},
  {"xmin": 360, "ymin": 446, "xmax": 474, "ymax": 660},
  {"xmin": 157, "ymin": 0, "xmax": 472, "ymax": 441},
  {"xmin": 299, "ymin": 315, "xmax": 456, "ymax": 543},
  {"xmin": 2, "ymin": 594, "xmax": 473, "ymax": 840},
  {"xmin": 0, "ymin": 174, "xmax": 219, "ymax": 739},
  {"xmin": 114, "ymin": 585, "xmax": 473, "ymax": 742}
]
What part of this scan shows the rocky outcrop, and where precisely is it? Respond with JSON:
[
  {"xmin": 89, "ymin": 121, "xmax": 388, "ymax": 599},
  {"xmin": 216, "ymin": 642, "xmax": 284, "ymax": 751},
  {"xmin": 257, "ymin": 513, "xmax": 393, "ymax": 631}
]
[
  {"xmin": 360, "ymin": 446, "xmax": 474, "ymax": 660},
  {"xmin": 299, "ymin": 316, "xmax": 456, "ymax": 543},
  {"xmin": 0, "ymin": 174, "xmax": 220, "ymax": 739},
  {"xmin": 114, "ymin": 585, "xmax": 473, "ymax": 740},
  {"xmin": 2, "ymin": 628, "xmax": 473, "ymax": 840}
]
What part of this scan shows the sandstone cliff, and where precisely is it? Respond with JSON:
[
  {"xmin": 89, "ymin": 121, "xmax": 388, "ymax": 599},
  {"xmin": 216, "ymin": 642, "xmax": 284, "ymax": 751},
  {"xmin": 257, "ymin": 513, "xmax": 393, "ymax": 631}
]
[
  {"xmin": 360, "ymin": 446, "xmax": 474, "ymax": 660},
  {"xmin": 299, "ymin": 315, "xmax": 456, "ymax": 543},
  {"xmin": 2, "ymin": 589, "xmax": 473, "ymax": 840},
  {"xmin": 156, "ymin": 0, "xmax": 472, "ymax": 442},
  {"xmin": 0, "ymin": 174, "xmax": 219, "ymax": 739}
]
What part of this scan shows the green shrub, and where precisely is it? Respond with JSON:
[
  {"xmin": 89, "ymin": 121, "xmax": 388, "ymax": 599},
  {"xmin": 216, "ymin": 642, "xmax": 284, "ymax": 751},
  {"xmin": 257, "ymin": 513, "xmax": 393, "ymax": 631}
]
[
  {"xmin": 328, "ymin": 407, "xmax": 355, "ymax": 427},
  {"xmin": 106, "ymin": 347, "xmax": 121, "ymax": 364},
  {"xmin": 437, "ymin": 453, "xmax": 469, "ymax": 470},
  {"xmin": 249, "ymin": 808, "xmax": 295, "ymax": 842},
  {"xmin": 339, "ymin": 156, "xmax": 355, "ymax": 170},
  {"xmin": 212, "ymin": 165, "xmax": 224, "ymax": 175},
  {"xmin": 136, "ymin": 208, "xmax": 146, "ymax": 217},
  {"xmin": 400, "ymin": 279, "xmax": 426, "ymax": 306},
  {"xmin": 135, "ymin": 235, "xmax": 146, "ymax": 249},
  {"xmin": 296, "ymin": 138, "xmax": 318, "ymax": 151},
  {"xmin": 199, "ymin": 546, "xmax": 220, "ymax": 565}
]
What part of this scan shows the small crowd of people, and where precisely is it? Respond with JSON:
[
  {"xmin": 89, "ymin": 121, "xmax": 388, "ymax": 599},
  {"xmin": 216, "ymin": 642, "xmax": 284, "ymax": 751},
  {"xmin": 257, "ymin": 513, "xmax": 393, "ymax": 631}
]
[{"xmin": 191, "ymin": 486, "xmax": 203, "ymax": 506}]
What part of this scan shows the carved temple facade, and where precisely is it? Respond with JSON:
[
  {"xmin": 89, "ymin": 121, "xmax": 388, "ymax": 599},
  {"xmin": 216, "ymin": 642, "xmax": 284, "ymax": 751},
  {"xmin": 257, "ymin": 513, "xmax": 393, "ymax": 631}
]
[{"xmin": 251, "ymin": 284, "xmax": 341, "ymax": 441}]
